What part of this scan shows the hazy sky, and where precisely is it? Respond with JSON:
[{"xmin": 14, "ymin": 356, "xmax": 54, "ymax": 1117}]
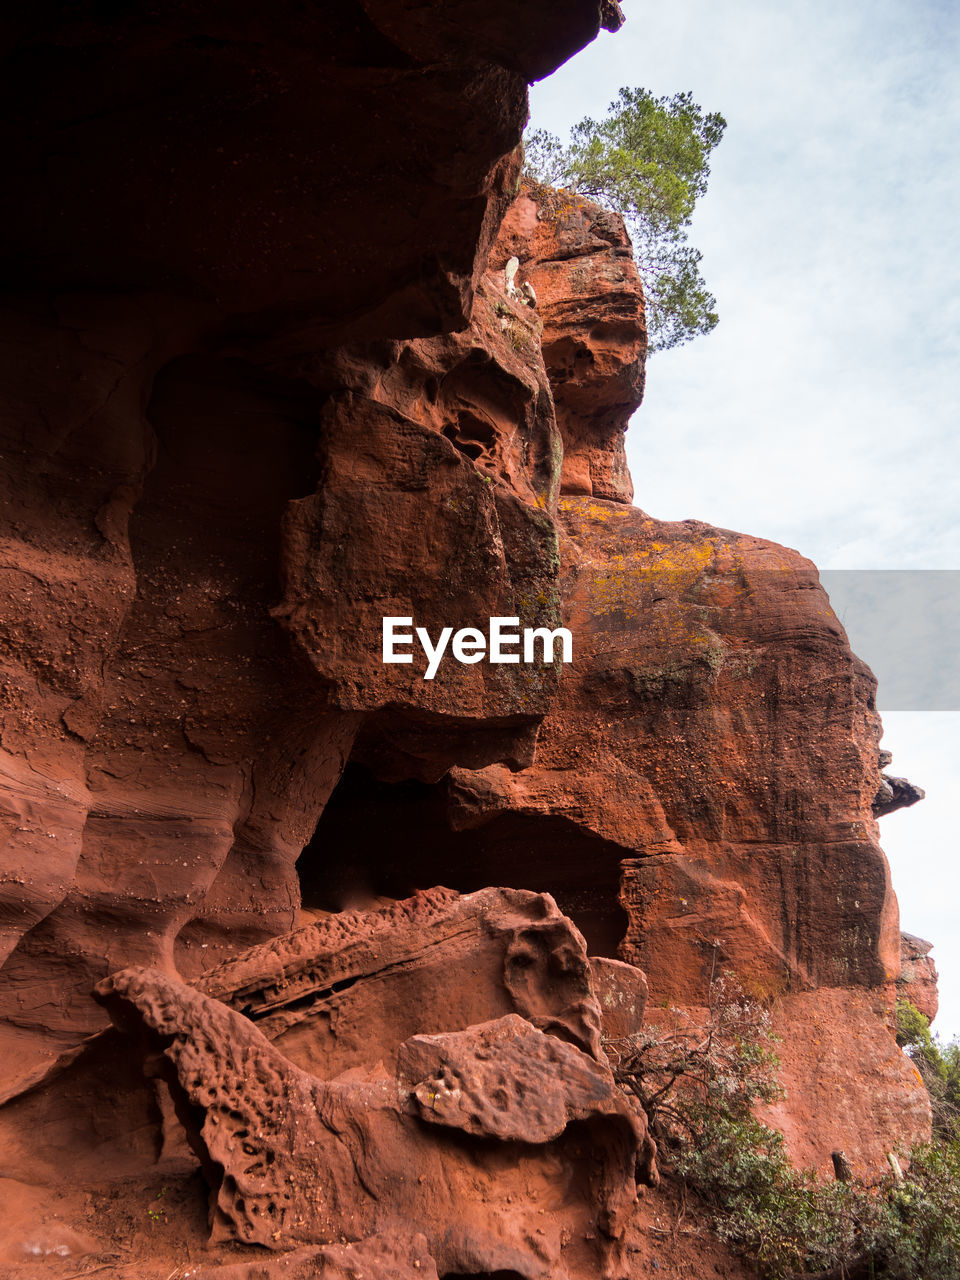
[{"xmin": 530, "ymin": 0, "xmax": 960, "ymax": 1036}]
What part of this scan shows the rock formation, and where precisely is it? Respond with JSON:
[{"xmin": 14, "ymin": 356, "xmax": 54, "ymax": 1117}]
[
  {"xmin": 0, "ymin": 1, "xmax": 936, "ymax": 1276},
  {"xmin": 898, "ymin": 932, "xmax": 940, "ymax": 1023},
  {"xmin": 493, "ymin": 190, "xmax": 645, "ymax": 503},
  {"xmin": 93, "ymin": 955, "xmax": 648, "ymax": 1271}
]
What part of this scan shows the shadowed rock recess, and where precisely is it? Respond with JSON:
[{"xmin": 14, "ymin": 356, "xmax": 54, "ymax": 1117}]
[{"xmin": 0, "ymin": 2, "xmax": 933, "ymax": 1277}]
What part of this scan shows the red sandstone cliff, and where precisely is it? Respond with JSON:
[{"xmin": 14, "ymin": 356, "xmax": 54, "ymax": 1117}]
[{"xmin": 0, "ymin": 4, "xmax": 933, "ymax": 1277}]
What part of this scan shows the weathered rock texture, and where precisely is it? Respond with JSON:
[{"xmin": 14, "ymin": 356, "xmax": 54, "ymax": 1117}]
[
  {"xmin": 93, "ymin": 958, "xmax": 646, "ymax": 1273},
  {"xmin": 899, "ymin": 932, "xmax": 940, "ymax": 1024},
  {"xmin": 199, "ymin": 886, "xmax": 609, "ymax": 1072},
  {"xmin": 0, "ymin": 0, "xmax": 937, "ymax": 1275},
  {"xmin": 0, "ymin": 0, "xmax": 610, "ymax": 1087},
  {"xmin": 398, "ymin": 496, "xmax": 932, "ymax": 1175},
  {"xmin": 0, "ymin": 887, "xmax": 658, "ymax": 1278},
  {"xmin": 493, "ymin": 187, "xmax": 646, "ymax": 502}
]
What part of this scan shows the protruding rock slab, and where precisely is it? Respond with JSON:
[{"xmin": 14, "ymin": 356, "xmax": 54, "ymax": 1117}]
[
  {"xmin": 873, "ymin": 772, "xmax": 925, "ymax": 817},
  {"xmin": 94, "ymin": 964, "xmax": 652, "ymax": 1277},
  {"xmin": 200, "ymin": 886, "xmax": 606, "ymax": 1075},
  {"xmin": 401, "ymin": 1013, "xmax": 637, "ymax": 1142},
  {"xmin": 898, "ymin": 932, "xmax": 939, "ymax": 1024},
  {"xmin": 493, "ymin": 188, "xmax": 647, "ymax": 502}
]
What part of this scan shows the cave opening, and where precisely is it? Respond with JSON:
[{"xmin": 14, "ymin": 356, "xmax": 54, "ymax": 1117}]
[
  {"xmin": 440, "ymin": 1273, "xmax": 526, "ymax": 1280},
  {"xmin": 296, "ymin": 761, "xmax": 630, "ymax": 957}
]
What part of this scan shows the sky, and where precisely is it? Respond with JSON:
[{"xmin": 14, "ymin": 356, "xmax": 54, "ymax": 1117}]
[{"xmin": 529, "ymin": 0, "xmax": 960, "ymax": 1037}]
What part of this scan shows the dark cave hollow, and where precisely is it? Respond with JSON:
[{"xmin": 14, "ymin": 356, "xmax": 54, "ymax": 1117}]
[{"xmin": 296, "ymin": 761, "xmax": 630, "ymax": 957}]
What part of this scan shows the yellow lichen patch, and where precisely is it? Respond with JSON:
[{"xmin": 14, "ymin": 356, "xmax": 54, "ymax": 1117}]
[
  {"xmin": 522, "ymin": 179, "xmax": 591, "ymax": 231},
  {"xmin": 559, "ymin": 497, "xmax": 639, "ymax": 525},
  {"xmin": 644, "ymin": 539, "xmax": 715, "ymax": 579},
  {"xmin": 586, "ymin": 537, "xmax": 717, "ymax": 645}
]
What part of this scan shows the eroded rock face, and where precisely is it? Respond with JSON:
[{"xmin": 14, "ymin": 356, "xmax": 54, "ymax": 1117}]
[
  {"xmin": 445, "ymin": 497, "xmax": 930, "ymax": 1172},
  {"xmin": 899, "ymin": 932, "xmax": 940, "ymax": 1024},
  {"xmin": 759, "ymin": 989, "xmax": 932, "ymax": 1178},
  {"xmin": 95, "ymin": 965, "xmax": 643, "ymax": 1268},
  {"xmin": 0, "ymin": 884, "xmax": 656, "ymax": 1275},
  {"xmin": 90, "ymin": 887, "xmax": 654, "ymax": 1279},
  {"xmin": 0, "ymin": 0, "xmax": 595, "ymax": 1083},
  {"xmin": 493, "ymin": 187, "xmax": 647, "ymax": 502}
]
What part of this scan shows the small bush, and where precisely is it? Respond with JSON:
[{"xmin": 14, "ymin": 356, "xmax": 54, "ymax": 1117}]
[
  {"xmin": 896, "ymin": 997, "xmax": 960, "ymax": 1141},
  {"xmin": 607, "ymin": 976, "xmax": 960, "ymax": 1278},
  {"xmin": 877, "ymin": 1139, "xmax": 960, "ymax": 1278}
]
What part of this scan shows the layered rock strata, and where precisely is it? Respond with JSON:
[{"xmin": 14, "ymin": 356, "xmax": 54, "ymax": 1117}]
[{"xmin": 0, "ymin": 0, "xmax": 616, "ymax": 1088}]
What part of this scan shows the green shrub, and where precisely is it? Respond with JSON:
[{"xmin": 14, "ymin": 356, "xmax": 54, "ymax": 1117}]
[
  {"xmin": 607, "ymin": 977, "xmax": 960, "ymax": 1277},
  {"xmin": 876, "ymin": 1140, "xmax": 960, "ymax": 1278},
  {"xmin": 896, "ymin": 997, "xmax": 960, "ymax": 1141}
]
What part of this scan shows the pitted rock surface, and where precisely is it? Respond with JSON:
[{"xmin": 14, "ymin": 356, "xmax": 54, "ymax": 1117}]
[
  {"xmin": 201, "ymin": 886, "xmax": 605, "ymax": 1072},
  {"xmin": 94, "ymin": 964, "xmax": 649, "ymax": 1276}
]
